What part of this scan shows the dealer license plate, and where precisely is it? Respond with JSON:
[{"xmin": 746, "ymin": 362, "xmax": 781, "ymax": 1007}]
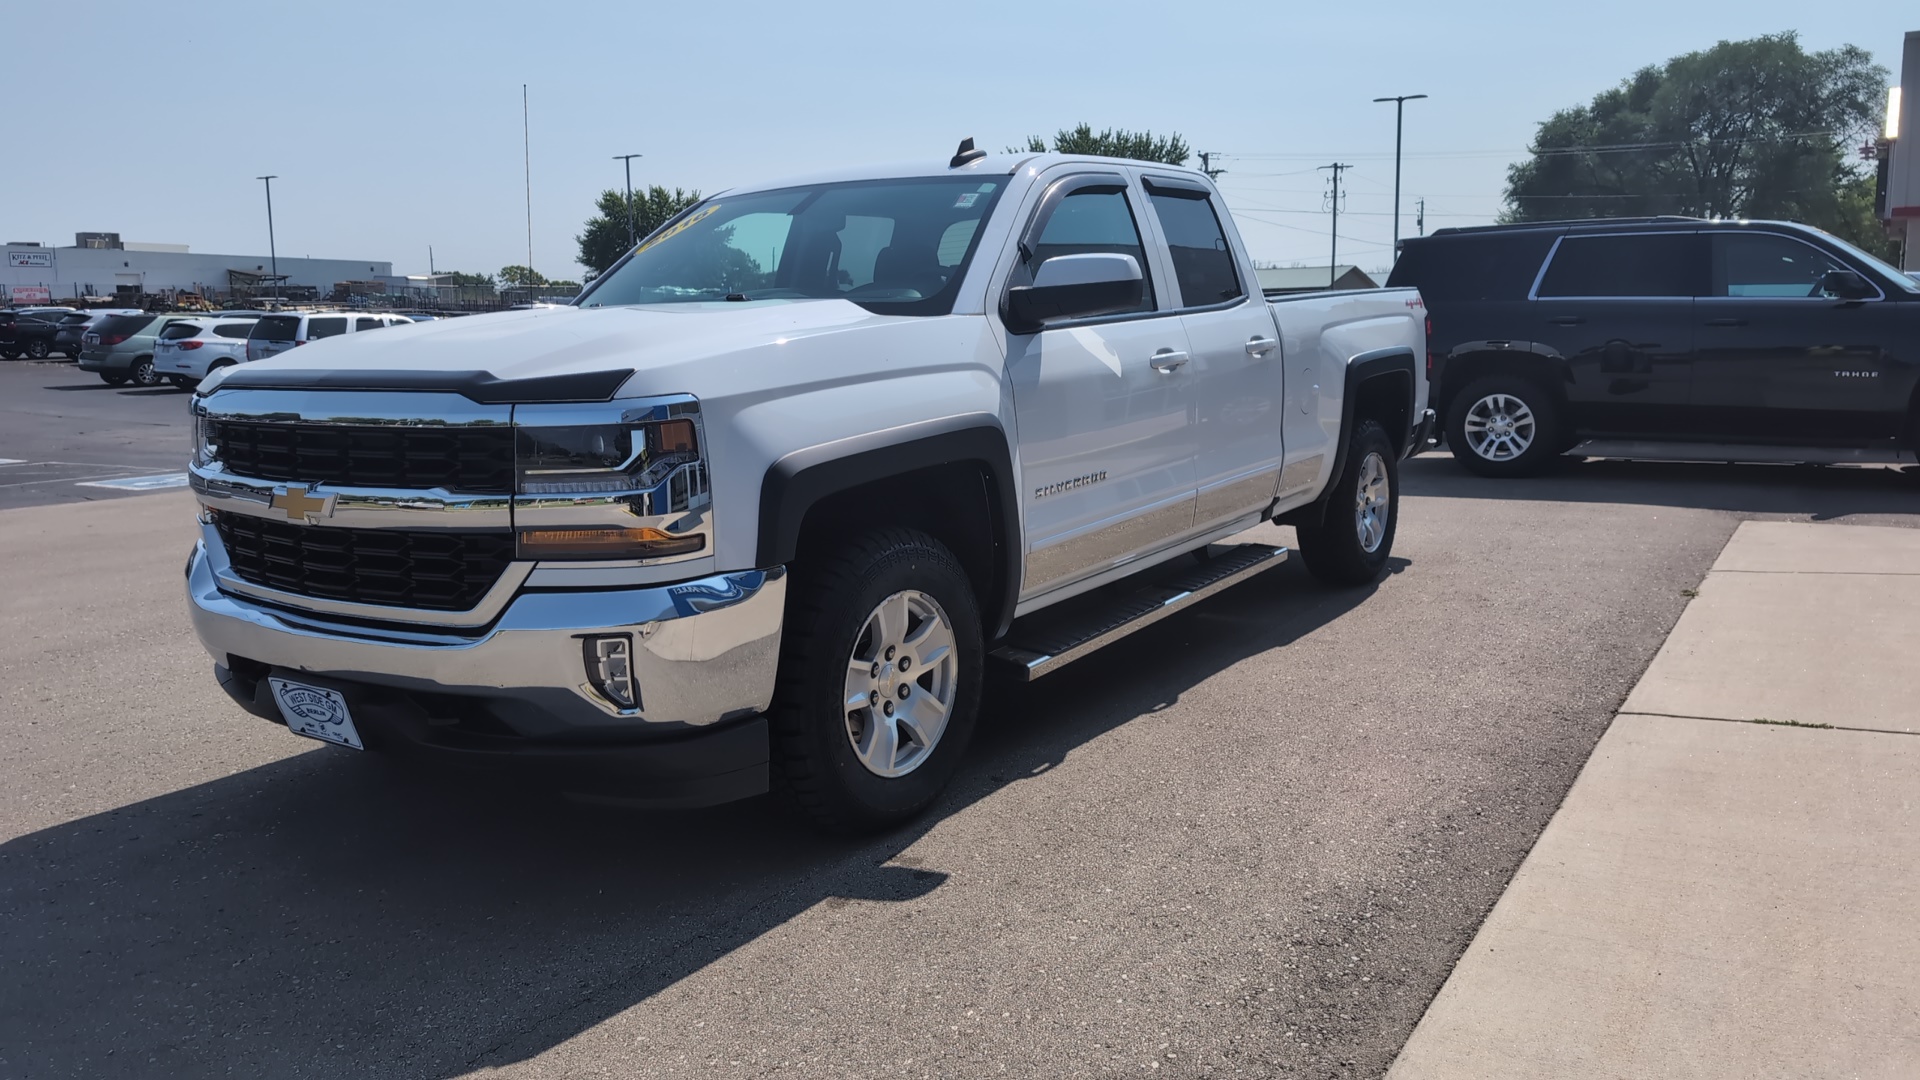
[{"xmin": 269, "ymin": 678, "xmax": 365, "ymax": 750}]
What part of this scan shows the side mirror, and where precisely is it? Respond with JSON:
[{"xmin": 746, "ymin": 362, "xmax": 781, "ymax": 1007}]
[
  {"xmin": 1817, "ymin": 269, "xmax": 1876, "ymax": 301},
  {"xmin": 1005, "ymin": 253, "xmax": 1144, "ymax": 334}
]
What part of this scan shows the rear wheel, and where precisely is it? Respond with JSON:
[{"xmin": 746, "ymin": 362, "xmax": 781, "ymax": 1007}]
[
  {"xmin": 127, "ymin": 357, "xmax": 160, "ymax": 387},
  {"xmin": 1297, "ymin": 419, "xmax": 1400, "ymax": 586},
  {"xmin": 769, "ymin": 528, "xmax": 982, "ymax": 833},
  {"xmin": 100, "ymin": 372, "xmax": 128, "ymax": 386},
  {"xmin": 25, "ymin": 339, "xmax": 50, "ymax": 359},
  {"xmin": 1445, "ymin": 375, "xmax": 1564, "ymax": 477}
]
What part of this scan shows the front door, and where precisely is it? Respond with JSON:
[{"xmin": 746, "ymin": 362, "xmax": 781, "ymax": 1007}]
[
  {"xmin": 1139, "ymin": 174, "xmax": 1287, "ymax": 529},
  {"xmin": 1003, "ymin": 173, "xmax": 1197, "ymax": 597},
  {"xmin": 1692, "ymin": 230, "xmax": 1905, "ymax": 444},
  {"xmin": 1530, "ymin": 231, "xmax": 1701, "ymax": 437}
]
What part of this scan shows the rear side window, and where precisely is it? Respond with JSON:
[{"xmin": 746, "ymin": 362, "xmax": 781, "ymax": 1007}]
[
  {"xmin": 307, "ymin": 317, "xmax": 348, "ymax": 339},
  {"xmin": 1536, "ymin": 234, "xmax": 1701, "ymax": 298},
  {"xmin": 213, "ymin": 323, "xmax": 253, "ymax": 339},
  {"xmin": 250, "ymin": 315, "xmax": 300, "ymax": 340},
  {"xmin": 59, "ymin": 313, "xmax": 91, "ymax": 327},
  {"xmin": 95, "ymin": 314, "xmax": 155, "ymax": 337},
  {"xmin": 1145, "ymin": 188, "xmax": 1243, "ymax": 307},
  {"xmin": 356, "ymin": 317, "xmax": 383, "ymax": 331},
  {"xmin": 1389, "ymin": 233, "xmax": 1560, "ymax": 302},
  {"xmin": 159, "ymin": 323, "xmax": 201, "ymax": 340}
]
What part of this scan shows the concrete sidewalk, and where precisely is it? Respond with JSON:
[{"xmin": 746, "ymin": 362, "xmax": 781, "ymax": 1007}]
[{"xmin": 1388, "ymin": 522, "xmax": 1920, "ymax": 1080}]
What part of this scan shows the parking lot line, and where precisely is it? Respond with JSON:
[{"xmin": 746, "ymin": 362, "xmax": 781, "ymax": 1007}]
[
  {"xmin": 0, "ymin": 458, "xmax": 25, "ymax": 466},
  {"xmin": 73, "ymin": 473, "xmax": 190, "ymax": 491}
]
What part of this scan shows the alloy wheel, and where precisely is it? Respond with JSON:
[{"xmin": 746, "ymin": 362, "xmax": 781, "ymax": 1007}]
[
  {"xmin": 843, "ymin": 590, "xmax": 959, "ymax": 778},
  {"xmin": 1462, "ymin": 393, "xmax": 1536, "ymax": 462},
  {"xmin": 1354, "ymin": 451, "xmax": 1390, "ymax": 553}
]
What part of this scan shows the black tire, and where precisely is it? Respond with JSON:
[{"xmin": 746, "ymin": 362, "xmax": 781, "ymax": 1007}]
[
  {"xmin": 167, "ymin": 374, "xmax": 195, "ymax": 389},
  {"xmin": 769, "ymin": 528, "xmax": 983, "ymax": 833},
  {"xmin": 1444, "ymin": 374, "xmax": 1564, "ymax": 477},
  {"xmin": 127, "ymin": 356, "xmax": 159, "ymax": 387},
  {"xmin": 0, "ymin": 349, "xmax": 19, "ymax": 360},
  {"xmin": 1297, "ymin": 419, "xmax": 1400, "ymax": 586},
  {"xmin": 25, "ymin": 339, "xmax": 50, "ymax": 359},
  {"xmin": 100, "ymin": 372, "xmax": 128, "ymax": 386}
]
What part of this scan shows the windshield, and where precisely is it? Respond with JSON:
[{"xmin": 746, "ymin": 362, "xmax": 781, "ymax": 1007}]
[{"xmin": 578, "ymin": 176, "xmax": 1006, "ymax": 316}]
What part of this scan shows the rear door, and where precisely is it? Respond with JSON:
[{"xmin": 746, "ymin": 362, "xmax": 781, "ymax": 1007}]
[
  {"xmin": 1138, "ymin": 173, "xmax": 1285, "ymax": 530},
  {"xmin": 1530, "ymin": 231, "xmax": 1702, "ymax": 436},
  {"xmin": 999, "ymin": 169, "xmax": 1198, "ymax": 598},
  {"xmin": 1692, "ymin": 230, "xmax": 1906, "ymax": 443}
]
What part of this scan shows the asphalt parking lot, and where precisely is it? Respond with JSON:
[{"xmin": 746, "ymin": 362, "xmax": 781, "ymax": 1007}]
[
  {"xmin": 1, "ymin": 377, "xmax": 1916, "ymax": 1078},
  {"xmin": 0, "ymin": 360, "xmax": 195, "ymax": 509}
]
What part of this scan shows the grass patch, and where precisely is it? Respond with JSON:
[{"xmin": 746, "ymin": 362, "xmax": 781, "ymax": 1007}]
[
  {"xmin": 1748, "ymin": 717, "xmax": 1834, "ymax": 730},
  {"xmin": 1679, "ymin": 588, "xmax": 1699, "ymax": 598}
]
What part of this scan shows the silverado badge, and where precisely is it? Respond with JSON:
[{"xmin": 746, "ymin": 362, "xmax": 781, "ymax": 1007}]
[{"xmin": 270, "ymin": 485, "xmax": 337, "ymax": 524}]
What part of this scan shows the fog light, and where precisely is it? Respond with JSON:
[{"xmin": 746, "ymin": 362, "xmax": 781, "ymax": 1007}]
[{"xmin": 584, "ymin": 635, "xmax": 638, "ymax": 709}]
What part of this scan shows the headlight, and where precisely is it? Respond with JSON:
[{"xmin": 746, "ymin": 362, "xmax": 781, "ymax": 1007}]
[
  {"xmin": 513, "ymin": 407, "xmax": 710, "ymax": 562},
  {"xmin": 191, "ymin": 406, "xmax": 219, "ymax": 468}
]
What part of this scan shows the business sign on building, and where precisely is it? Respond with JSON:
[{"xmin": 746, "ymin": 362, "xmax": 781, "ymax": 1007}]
[
  {"xmin": 7, "ymin": 250, "xmax": 54, "ymax": 268},
  {"xmin": 8, "ymin": 285, "xmax": 53, "ymax": 303}
]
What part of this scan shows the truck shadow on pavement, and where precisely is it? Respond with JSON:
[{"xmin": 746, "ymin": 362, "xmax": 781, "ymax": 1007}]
[
  {"xmin": 0, "ymin": 549, "xmax": 1398, "ymax": 1078},
  {"xmin": 1403, "ymin": 452, "xmax": 1920, "ymax": 522}
]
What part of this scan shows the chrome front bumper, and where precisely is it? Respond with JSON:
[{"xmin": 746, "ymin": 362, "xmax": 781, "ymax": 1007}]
[{"xmin": 185, "ymin": 528, "xmax": 787, "ymax": 738}]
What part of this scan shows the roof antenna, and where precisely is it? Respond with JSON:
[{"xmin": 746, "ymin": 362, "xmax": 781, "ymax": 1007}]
[{"xmin": 950, "ymin": 136, "xmax": 987, "ymax": 169}]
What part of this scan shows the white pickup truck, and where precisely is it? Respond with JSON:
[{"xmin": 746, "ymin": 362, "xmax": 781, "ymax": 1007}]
[{"xmin": 185, "ymin": 144, "xmax": 1431, "ymax": 830}]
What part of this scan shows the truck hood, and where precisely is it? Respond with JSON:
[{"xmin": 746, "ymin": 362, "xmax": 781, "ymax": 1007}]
[{"xmin": 227, "ymin": 301, "xmax": 906, "ymax": 387}]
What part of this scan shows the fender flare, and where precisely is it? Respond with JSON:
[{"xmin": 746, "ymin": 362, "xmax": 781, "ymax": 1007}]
[
  {"xmin": 757, "ymin": 414, "xmax": 1021, "ymax": 638},
  {"xmin": 1280, "ymin": 347, "xmax": 1418, "ymax": 528}
]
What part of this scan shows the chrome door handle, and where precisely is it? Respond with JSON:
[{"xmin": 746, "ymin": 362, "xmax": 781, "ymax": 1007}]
[
  {"xmin": 1150, "ymin": 349, "xmax": 1190, "ymax": 372},
  {"xmin": 1245, "ymin": 336, "xmax": 1278, "ymax": 357}
]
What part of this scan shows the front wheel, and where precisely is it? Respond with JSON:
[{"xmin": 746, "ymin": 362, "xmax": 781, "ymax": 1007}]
[
  {"xmin": 769, "ymin": 528, "xmax": 983, "ymax": 833},
  {"xmin": 1297, "ymin": 419, "xmax": 1400, "ymax": 586},
  {"xmin": 1445, "ymin": 375, "xmax": 1565, "ymax": 477}
]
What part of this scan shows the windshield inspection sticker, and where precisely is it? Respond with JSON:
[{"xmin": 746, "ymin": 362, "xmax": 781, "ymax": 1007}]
[{"xmin": 953, "ymin": 192, "xmax": 980, "ymax": 208}]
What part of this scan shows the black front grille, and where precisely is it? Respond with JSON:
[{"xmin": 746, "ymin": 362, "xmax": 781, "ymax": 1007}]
[
  {"xmin": 210, "ymin": 421, "xmax": 514, "ymax": 493},
  {"xmin": 214, "ymin": 513, "xmax": 514, "ymax": 612}
]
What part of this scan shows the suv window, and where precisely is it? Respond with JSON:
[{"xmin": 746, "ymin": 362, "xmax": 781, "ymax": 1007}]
[
  {"xmin": 1535, "ymin": 234, "xmax": 1700, "ymax": 298},
  {"xmin": 307, "ymin": 317, "xmax": 348, "ymax": 339},
  {"xmin": 1389, "ymin": 232, "xmax": 1561, "ymax": 302},
  {"xmin": 1029, "ymin": 185, "xmax": 1155, "ymax": 312},
  {"xmin": 1146, "ymin": 188, "xmax": 1242, "ymax": 307},
  {"xmin": 95, "ymin": 314, "xmax": 156, "ymax": 337},
  {"xmin": 213, "ymin": 323, "xmax": 253, "ymax": 339},
  {"xmin": 356, "ymin": 317, "xmax": 383, "ymax": 331},
  {"xmin": 1712, "ymin": 233, "xmax": 1851, "ymax": 298},
  {"xmin": 159, "ymin": 323, "xmax": 201, "ymax": 340},
  {"xmin": 250, "ymin": 315, "xmax": 300, "ymax": 340},
  {"xmin": 58, "ymin": 313, "xmax": 92, "ymax": 327}
]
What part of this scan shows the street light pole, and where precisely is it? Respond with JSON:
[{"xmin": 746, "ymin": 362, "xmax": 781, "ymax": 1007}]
[
  {"xmin": 1371, "ymin": 94, "xmax": 1427, "ymax": 259},
  {"xmin": 256, "ymin": 175, "xmax": 279, "ymax": 299},
  {"xmin": 613, "ymin": 153, "xmax": 643, "ymax": 249}
]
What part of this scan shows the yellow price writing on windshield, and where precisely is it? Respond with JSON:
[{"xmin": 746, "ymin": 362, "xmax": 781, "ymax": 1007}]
[{"xmin": 633, "ymin": 204, "xmax": 721, "ymax": 256}]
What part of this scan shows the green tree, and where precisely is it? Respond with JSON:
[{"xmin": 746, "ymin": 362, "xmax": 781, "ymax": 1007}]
[
  {"xmin": 1503, "ymin": 33, "xmax": 1890, "ymax": 253},
  {"xmin": 576, "ymin": 186, "xmax": 702, "ymax": 276},
  {"xmin": 498, "ymin": 265, "xmax": 547, "ymax": 287},
  {"xmin": 1009, "ymin": 124, "xmax": 1191, "ymax": 165},
  {"xmin": 434, "ymin": 270, "xmax": 494, "ymax": 287}
]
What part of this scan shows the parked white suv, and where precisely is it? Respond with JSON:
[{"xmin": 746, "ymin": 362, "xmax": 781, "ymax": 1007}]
[
  {"xmin": 154, "ymin": 317, "xmax": 259, "ymax": 387},
  {"xmin": 185, "ymin": 148, "xmax": 1431, "ymax": 831},
  {"xmin": 244, "ymin": 312, "xmax": 411, "ymax": 361}
]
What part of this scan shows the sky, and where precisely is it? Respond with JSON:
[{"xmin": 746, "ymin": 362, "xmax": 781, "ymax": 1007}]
[{"xmin": 4, "ymin": 1, "xmax": 1911, "ymax": 281}]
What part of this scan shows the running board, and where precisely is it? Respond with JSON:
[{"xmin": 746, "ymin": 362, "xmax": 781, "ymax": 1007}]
[
  {"xmin": 1572, "ymin": 440, "xmax": 1917, "ymax": 467},
  {"xmin": 990, "ymin": 543, "xmax": 1286, "ymax": 681}
]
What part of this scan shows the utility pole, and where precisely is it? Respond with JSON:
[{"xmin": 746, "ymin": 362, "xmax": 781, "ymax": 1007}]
[
  {"xmin": 256, "ymin": 175, "xmax": 278, "ymax": 300},
  {"xmin": 613, "ymin": 153, "xmax": 643, "ymax": 249},
  {"xmin": 1372, "ymin": 94, "xmax": 1427, "ymax": 258},
  {"xmin": 1198, "ymin": 151, "xmax": 1225, "ymax": 180},
  {"xmin": 1319, "ymin": 162, "xmax": 1349, "ymax": 288},
  {"xmin": 522, "ymin": 84, "xmax": 534, "ymax": 286},
  {"xmin": 1416, "ymin": 198, "xmax": 1426, "ymax": 237}
]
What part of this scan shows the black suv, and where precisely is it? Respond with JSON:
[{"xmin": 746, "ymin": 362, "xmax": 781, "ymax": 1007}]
[
  {"xmin": 0, "ymin": 311, "xmax": 66, "ymax": 360},
  {"xmin": 1387, "ymin": 218, "xmax": 1920, "ymax": 476}
]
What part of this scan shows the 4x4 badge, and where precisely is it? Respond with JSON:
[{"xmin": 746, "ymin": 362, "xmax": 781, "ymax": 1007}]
[{"xmin": 270, "ymin": 485, "xmax": 336, "ymax": 524}]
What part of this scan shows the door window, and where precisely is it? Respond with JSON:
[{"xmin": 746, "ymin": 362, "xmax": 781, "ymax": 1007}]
[
  {"xmin": 306, "ymin": 317, "xmax": 348, "ymax": 339},
  {"xmin": 1535, "ymin": 234, "xmax": 1700, "ymax": 298},
  {"xmin": 1026, "ymin": 186, "xmax": 1154, "ymax": 313},
  {"xmin": 1712, "ymin": 233, "xmax": 1852, "ymax": 298},
  {"xmin": 356, "ymin": 317, "xmax": 383, "ymax": 331},
  {"xmin": 1145, "ymin": 189, "xmax": 1243, "ymax": 307}
]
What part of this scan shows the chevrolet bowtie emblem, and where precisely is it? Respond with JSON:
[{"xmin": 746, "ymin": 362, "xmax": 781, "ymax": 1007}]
[{"xmin": 270, "ymin": 485, "xmax": 336, "ymax": 524}]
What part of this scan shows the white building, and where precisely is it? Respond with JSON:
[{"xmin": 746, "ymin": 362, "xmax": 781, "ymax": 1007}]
[{"xmin": 2, "ymin": 234, "xmax": 392, "ymax": 304}]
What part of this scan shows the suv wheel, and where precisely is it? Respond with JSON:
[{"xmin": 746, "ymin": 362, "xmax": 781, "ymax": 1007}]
[
  {"xmin": 1297, "ymin": 419, "xmax": 1399, "ymax": 586},
  {"xmin": 25, "ymin": 340, "xmax": 50, "ymax": 359},
  {"xmin": 128, "ymin": 357, "xmax": 160, "ymax": 387},
  {"xmin": 1445, "ymin": 375, "xmax": 1564, "ymax": 477},
  {"xmin": 770, "ymin": 528, "xmax": 983, "ymax": 833},
  {"xmin": 100, "ymin": 372, "xmax": 129, "ymax": 386}
]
